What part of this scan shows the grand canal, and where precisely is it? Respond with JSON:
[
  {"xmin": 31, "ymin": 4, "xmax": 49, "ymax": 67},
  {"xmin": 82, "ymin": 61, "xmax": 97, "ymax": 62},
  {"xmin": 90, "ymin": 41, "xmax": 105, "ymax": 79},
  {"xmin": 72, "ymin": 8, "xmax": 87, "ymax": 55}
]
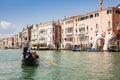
[{"xmin": 0, "ymin": 49, "xmax": 120, "ymax": 80}]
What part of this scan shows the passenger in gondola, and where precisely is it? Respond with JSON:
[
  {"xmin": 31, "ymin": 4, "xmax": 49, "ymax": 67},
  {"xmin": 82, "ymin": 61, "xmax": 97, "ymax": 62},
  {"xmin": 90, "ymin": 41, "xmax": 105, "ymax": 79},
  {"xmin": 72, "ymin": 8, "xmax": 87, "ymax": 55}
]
[
  {"xmin": 32, "ymin": 51, "xmax": 39, "ymax": 60},
  {"xmin": 22, "ymin": 37, "xmax": 29, "ymax": 59}
]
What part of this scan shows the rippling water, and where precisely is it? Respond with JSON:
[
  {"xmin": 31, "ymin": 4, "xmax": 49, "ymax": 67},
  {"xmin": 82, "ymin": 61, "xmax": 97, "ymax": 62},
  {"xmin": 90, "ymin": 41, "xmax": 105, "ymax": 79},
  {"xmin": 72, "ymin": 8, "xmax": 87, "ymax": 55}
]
[{"xmin": 0, "ymin": 49, "xmax": 120, "ymax": 80}]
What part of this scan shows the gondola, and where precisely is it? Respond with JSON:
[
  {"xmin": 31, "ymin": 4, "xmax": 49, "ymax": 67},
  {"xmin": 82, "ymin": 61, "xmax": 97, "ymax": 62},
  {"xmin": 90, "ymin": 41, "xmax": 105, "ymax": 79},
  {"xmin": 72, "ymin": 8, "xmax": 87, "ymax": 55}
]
[{"xmin": 21, "ymin": 53, "xmax": 39, "ymax": 66}]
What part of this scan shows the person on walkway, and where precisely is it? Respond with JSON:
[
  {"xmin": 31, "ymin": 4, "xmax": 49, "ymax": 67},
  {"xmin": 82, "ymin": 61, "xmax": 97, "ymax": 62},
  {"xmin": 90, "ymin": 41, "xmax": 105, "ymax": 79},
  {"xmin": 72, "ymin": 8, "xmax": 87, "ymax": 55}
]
[{"xmin": 22, "ymin": 37, "xmax": 29, "ymax": 59}]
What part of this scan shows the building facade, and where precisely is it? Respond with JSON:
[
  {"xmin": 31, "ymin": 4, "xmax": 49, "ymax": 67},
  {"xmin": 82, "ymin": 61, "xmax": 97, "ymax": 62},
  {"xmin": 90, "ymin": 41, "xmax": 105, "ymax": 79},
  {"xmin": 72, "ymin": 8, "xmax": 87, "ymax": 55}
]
[
  {"xmin": 61, "ymin": 4, "xmax": 120, "ymax": 50},
  {"xmin": 22, "ymin": 25, "xmax": 33, "ymax": 43},
  {"xmin": 7, "ymin": 37, "xmax": 14, "ymax": 48},
  {"xmin": 18, "ymin": 32, "xmax": 22, "ymax": 47},
  {"xmin": 0, "ymin": 3, "xmax": 120, "ymax": 51},
  {"xmin": 54, "ymin": 21, "xmax": 62, "ymax": 50},
  {"xmin": 61, "ymin": 15, "xmax": 80, "ymax": 49},
  {"xmin": 13, "ymin": 34, "xmax": 19, "ymax": 48},
  {"xmin": 38, "ymin": 21, "xmax": 56, "ymax": 48},
  {"xmin": 31, "ymin": 24, "xmax": 39, "ymax": 49}
]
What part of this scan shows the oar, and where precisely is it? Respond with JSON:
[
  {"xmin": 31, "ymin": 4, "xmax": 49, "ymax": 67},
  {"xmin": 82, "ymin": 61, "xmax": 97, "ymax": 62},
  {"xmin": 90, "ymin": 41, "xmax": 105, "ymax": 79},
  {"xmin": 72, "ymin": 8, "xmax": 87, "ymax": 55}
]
[{"xmin": 39, "ymin": 55, "xmax": 57, "ymax": 66}]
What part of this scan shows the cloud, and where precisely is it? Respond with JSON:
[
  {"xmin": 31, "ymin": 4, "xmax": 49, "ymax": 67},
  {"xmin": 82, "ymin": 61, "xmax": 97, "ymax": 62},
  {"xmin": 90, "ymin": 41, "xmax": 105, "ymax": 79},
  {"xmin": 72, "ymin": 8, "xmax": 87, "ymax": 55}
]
[
  {"xmin": 0, "ymin": 20, "xmax": 16, "ymax": 34},
  {"xmin": 0, "ymin": 21, "xmax": 12, "ymax": 29}
]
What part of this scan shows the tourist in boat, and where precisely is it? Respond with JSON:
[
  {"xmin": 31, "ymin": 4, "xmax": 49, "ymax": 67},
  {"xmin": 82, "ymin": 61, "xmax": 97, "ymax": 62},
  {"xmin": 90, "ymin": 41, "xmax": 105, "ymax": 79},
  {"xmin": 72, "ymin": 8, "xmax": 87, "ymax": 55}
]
[
  {"xmin": 32, "ymin": 51, "xmax": 39, "ymax": 60},
  {"xmin": 22, "ymin": 37, "xmax": 29, "ymax": 59}
]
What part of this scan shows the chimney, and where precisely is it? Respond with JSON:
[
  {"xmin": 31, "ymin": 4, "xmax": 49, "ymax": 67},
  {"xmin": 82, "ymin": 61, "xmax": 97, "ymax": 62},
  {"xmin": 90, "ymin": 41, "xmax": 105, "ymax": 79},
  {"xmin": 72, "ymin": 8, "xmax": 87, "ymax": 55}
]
[{"xmin": 100, "ymin": 0, "xmax": 103, "ymax": 11}]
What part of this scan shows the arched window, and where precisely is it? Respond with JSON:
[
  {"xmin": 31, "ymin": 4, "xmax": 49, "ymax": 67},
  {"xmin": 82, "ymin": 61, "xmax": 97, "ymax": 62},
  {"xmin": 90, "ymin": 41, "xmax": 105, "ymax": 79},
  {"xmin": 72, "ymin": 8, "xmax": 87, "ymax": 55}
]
[
  {"xmin": 108, "ymin": 21, "xmax": 110, "ymax": 27},
  {"xmin": 96, "ymin": 24, "xmax": 98, "ymax": 29}
]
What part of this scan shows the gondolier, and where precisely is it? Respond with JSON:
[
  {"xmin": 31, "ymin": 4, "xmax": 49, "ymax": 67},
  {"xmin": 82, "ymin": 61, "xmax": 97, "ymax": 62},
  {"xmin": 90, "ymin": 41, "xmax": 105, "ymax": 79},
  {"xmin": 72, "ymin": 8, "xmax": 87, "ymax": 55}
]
[{"xmin": 22, "ymin": 37, "xmax": 29, "ymax": 59}]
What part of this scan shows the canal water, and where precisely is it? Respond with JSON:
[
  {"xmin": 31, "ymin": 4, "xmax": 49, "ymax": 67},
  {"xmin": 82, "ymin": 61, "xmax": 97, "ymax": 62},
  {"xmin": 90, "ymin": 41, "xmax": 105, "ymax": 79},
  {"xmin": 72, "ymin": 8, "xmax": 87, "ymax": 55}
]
[{"xmin": 0, "ymin": 49, "xmax": 120, "ymax": 80}]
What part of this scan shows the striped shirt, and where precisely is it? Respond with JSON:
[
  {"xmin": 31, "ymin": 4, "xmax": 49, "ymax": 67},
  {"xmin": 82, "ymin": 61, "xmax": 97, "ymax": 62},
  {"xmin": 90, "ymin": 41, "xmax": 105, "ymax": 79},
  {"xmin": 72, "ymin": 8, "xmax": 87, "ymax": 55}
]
[{"xmin": 22, "ymin": 40, "xmax": 28, "ymax": 47}]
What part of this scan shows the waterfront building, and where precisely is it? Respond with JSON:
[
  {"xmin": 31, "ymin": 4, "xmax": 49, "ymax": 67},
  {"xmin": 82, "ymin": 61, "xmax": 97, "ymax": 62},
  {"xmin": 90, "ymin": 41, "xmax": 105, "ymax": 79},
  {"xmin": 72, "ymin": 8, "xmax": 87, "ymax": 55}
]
[
  {"xmin": 31, "ymin": 24, "xmax": 39, "ymax": 49},
  {"xmin": 61, "ymin": 4, "xmax": 120, "ymax": 50},
  {"xmin": 1, "ymin": 38, "xmax": 8, "ymax": 48},
  {"xmin": 0, "ymin": 37, "xmax": 14, "ymax": 49},
  {"xmin": 54, "ymin": 21, "xmax": 62, "ymax": 50},
  {"xmin": 13, "ymin": 34, "xmax": 19, "ymax": 48},
  {"xmin": 0, "ymin": 39, "xmax": 4, "ymax": 48},
  {"xmin": 18, "ymin": 32, "xmax": 22, "ymax": 48},
  {"xmin": 22, "ymin": 25, "xmax": 33, "ymax": 43},
  {"xmin": 7, "ymin": 37, "xmax": 14, "ymax": 48},
  {"xmin": 61, "ymin": 15, "xmax": 80, "ymax": 49},
  {"xmin": 38, "ymin": 21, "xmax": 56, "ymax": 49},
  {"xmin": 0, "ymin": 3, "xmax": 119, "ymax": 51}
]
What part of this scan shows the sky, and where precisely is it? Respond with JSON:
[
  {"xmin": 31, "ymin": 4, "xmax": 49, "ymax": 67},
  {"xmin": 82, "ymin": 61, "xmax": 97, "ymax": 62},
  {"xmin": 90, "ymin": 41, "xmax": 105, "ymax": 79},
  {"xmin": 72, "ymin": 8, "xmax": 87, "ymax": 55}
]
[{"xmin": 0, "ymin": 0, "xmax": 120, "ymax": 39}]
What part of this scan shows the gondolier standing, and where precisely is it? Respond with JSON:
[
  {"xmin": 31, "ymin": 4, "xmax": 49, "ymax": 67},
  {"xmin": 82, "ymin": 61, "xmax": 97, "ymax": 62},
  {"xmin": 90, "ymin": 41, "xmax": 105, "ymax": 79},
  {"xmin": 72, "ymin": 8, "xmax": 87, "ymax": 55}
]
[{"xmin": 22, "ymin": 37, "xmax": 29, "ymax": 59}]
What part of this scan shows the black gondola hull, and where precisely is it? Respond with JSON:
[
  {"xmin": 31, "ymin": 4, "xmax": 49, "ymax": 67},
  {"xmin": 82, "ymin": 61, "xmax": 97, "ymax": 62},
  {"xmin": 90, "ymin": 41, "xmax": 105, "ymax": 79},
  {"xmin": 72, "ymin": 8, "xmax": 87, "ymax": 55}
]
[{"xmin": 21, "ymin": 54, "xmax": 39, "ymax": 66}]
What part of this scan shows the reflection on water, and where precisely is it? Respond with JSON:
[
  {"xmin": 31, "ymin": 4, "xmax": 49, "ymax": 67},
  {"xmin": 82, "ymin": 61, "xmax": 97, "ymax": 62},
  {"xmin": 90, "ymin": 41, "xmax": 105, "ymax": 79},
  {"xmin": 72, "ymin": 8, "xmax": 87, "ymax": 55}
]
[{"xmin": 20, "ymin": 65, "xmax": 38, "ymax": 80}]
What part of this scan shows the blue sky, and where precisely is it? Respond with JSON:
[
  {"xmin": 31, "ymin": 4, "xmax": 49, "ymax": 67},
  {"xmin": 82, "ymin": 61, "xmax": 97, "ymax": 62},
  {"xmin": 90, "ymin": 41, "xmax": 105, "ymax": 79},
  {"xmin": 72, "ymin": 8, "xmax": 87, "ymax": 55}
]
[{"xmin": 0, "ymin": 0, "xmax": 120, "ymax": 39}]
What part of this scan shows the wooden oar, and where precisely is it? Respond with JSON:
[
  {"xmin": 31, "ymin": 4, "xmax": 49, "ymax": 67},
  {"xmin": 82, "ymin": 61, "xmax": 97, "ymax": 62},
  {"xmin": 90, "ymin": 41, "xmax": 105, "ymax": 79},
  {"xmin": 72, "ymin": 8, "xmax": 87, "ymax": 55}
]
[{"xmin": 39, "ymin": 55, "xmax": 57, "ymax": 66}]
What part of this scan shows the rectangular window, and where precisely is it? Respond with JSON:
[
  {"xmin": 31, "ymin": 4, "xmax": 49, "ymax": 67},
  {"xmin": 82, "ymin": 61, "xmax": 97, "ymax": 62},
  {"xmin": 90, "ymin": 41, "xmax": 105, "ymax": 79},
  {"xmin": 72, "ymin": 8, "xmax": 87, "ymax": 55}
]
[
  {"xmin": 116, "ymin": 10, "xmax": 120, "ymax": 14},
  {"xmin": 90, "ymin": 14, "xmax": 93, "ymax": 18},
  {"xmin": 78, "ymin": 18, "xmax": 81, "ymax": 21},
  {"xmin": 65, "ymin": 27, "xmax": 73, "ymax": 33},
  {"xmin": 95, "ymin": 13, "xmax": 99, "ymax": 17},
  {"xmin": 96, "ymin": 24, "xmax": 98, "ymax": 29},
  {"xmin": 86, "ymin": 26, "xmax": 88, "ymax": 30},
  {"xmin": 85, "ymin": 16, "xmax": 89, "ymax": 19},
  {"xmin": 68, "ymin": 27, "xmax": 73, "ymax": 33},
  {"xmin": 81, "ymin": 17, "xmax": 85, "ymax": 20},
  {"xmin": 108, "ymin": 21, "xmax": 110, "ymax": 27},
  {"xmin": 107, "ymin": 10, "xmax": 112, "ymax": 14}
]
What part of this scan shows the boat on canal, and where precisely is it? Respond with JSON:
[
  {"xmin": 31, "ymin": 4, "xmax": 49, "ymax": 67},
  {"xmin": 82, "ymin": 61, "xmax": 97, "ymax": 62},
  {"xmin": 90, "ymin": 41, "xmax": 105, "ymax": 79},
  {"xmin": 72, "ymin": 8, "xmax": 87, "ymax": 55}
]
[
  {"xmin": 21, "ymin": 52, "xmax": 39, "ymax": 66},
  {"xmin": 72, "ymin": 48, "xmax": 81, "ymax": 52},
  {"xmin": 72, "ymin": 45, "xmax": 81, "ymax": 52},
  {"xmin": 87, "ymin": 48, "xmax": 97, "ymax": 52},
  {"xmin": 108, "ymin": 45, "xmax": 119, "ymax": 52}
]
